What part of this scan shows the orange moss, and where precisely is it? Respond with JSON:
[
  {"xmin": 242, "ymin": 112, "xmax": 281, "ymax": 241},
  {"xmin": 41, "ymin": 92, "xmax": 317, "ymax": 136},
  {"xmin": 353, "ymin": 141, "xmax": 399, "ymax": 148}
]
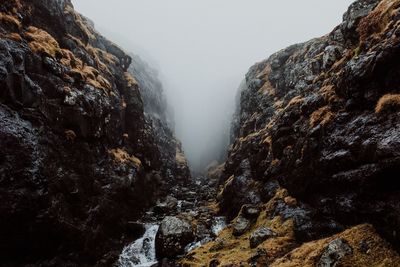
[
  {"xmin": 125, "ymin": 72, "xmax": 138, "ymax": 88},
  {"xmin": 357, "ymin": 0, "xmax": 400, "ymax": 42},
  {"xmin": 64, "ymin": 4, "xmax": 96, "ymax": 41},
  {"xmin": 25, "ymin": 26, "xmax": 61, "ymax": 58},
  {"xmin": 375, "ymin": 94, "xmax": 400, "ymax": 113},
  {"xmin": 182, "ymin": 188, "xmax": 298, "ymax": 266},
  {"xmin": 2, "ymin": 32, "xmax": 23, "ymax": 42},
  {"xmin": 309, "ymin": 106, "xmax": 334, "ymax": 127},
  {"xmin": 258, "ymin": 65, "xmax": 276, "ymax": 96},
  {"xmin": 0, "ymin": 12, "xmax": 21, "ymax": 30},
  {"xmin": 64, "ymin": 130, "xmax": 77, "ymax": 141},
  {"xmin": 109, "ymin": 148, "xmax": 141, "ymax": 168},
  {"xmin": 270, "ymin": 224, "xmax": 400, "ymax": 267},
  {"xmin": 319, "ymin": 85, "xmax": 340, "ymax": 104},
  {"xmin": 286, "ymin": 96, "xmax": 305, "ymax": 109}
]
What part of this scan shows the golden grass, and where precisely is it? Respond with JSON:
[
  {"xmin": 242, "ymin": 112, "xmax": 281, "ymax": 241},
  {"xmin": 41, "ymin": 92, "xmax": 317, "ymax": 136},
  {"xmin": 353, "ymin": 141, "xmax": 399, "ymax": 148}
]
[
  {"xmin": 64, "ymin": 130, "xmax": 77, "ymax": 141},
  {"xmin": 1, "ymin": 32, "xmax": 23, "ymax": 42},
  {"xmin": 357, "ymin": 0, "xmax": 400, "ymax": 42},
  {"xmin": 258, "ymin": 65, "xmax": 276, "ymax": 96},
  {"xmin": 25, "ymin": 26, "xmax": 61, "ymax": 58},
  {"xmin": 182, "ymin": 188, "xmax": 298, "ymax": 266},
  {"xmin": 0, "ymin": 12, "xmax": 21, "ymax": 30},
  {"xmin": 183, "ymin": 186, "xmax": 400, "ymax": 266},
  {"xmin": 375, "ymin": 94, "xmax": 400, "ymax": 113},
  {"xmin": 108, "ymin": 148, "xmax": 141, "ymax": 168},
  {"xmin": 125, "ymin": 72, "xmax": 138, "ymax": 88},
  {"xmin": 309, "ymin": 106, "xmax": 334, "ymax": 127},
  {"xmin": 270, "ymin": 224, "xmax": 400, "ymax": 267}
]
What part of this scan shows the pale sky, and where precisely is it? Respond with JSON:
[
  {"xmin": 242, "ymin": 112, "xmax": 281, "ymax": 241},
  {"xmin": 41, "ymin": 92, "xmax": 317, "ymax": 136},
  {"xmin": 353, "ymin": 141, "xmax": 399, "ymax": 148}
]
[{"xmin": 72, "ymin": 0, "xmax": 354, "ymax": 171}]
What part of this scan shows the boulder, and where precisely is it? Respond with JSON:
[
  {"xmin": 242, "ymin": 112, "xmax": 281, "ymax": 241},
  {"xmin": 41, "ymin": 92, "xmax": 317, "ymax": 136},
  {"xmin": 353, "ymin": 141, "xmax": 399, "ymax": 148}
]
[
  {"xmin": 317, "ymin": 238, "xmax": 352, "ymax": 267},
  {"xmin": 232, "ymin": 216, "xmax": 251, "ymax": 236},
  {"xmin": 249, "ymin": 227, "xmax": 276, "ymax": 248},
  {"xmin": 155, "ymin": 216, "xmax": 194, "ymax": 259}
]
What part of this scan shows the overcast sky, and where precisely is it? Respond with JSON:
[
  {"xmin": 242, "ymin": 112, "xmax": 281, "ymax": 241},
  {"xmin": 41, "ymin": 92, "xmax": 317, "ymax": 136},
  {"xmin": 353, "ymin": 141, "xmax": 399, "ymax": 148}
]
[{"xmin": 73, "ymin": 0, "xmax": 354, "ymax": 171}]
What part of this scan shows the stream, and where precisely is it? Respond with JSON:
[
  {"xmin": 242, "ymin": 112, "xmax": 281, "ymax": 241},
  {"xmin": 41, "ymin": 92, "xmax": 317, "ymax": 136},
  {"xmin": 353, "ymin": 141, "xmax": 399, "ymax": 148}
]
[{"xmin": 116, "ymin": 175, "xmax": 225, "ymax": 266}]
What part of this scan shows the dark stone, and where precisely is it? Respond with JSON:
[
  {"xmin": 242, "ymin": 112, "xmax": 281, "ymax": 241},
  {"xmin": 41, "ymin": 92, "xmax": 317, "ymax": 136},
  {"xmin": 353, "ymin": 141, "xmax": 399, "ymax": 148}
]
[
  {"xmin": 155, "ymin": 216, "xmax": 194, "ymax": 259},
  {"xmin": 249, "ymin": 227, "xmax": 276, "ymax": 248}
]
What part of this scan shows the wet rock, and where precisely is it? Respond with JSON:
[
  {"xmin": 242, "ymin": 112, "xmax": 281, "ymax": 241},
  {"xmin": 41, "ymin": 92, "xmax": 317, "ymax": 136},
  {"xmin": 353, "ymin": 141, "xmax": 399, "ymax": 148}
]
[
  {"xmin": 242, "ymin": 205, "xmax": 261, "ymax": 219},
  {"xmin": 155, "ymin": 216, "xmax": 194, "ymax": 259},
  {"xmin": 249, "ymin": 227, "xmax": 276, "ymax": 248},
  {"xmin": 232, "ymin": 216, "xmax": 251, "ymax": 236},
  {"xmin": 318, "ymin": 238, "xmax": 352, "ymax": 267},
  {"xmin": 209, "ymin": 258, "xmax": 220, "ymax": 267}
]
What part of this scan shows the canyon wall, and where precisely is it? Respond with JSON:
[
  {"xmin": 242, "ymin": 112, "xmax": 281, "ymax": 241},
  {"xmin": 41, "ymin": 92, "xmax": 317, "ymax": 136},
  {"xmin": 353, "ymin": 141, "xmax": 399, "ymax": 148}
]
[
  {"xmin": 184, "ymin": 0, "xmax": 400, "ymax": 265},
  {"xmin": 0, "ymin": 0, "xmax": 189, "ymax": 266}
]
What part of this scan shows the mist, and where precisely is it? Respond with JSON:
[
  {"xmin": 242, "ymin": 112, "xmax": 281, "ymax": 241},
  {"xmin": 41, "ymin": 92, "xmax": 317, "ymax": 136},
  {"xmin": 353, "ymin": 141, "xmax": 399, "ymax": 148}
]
[{"xmin": 72, "ymin": 0, "xmax": 353, "ymax": 171}]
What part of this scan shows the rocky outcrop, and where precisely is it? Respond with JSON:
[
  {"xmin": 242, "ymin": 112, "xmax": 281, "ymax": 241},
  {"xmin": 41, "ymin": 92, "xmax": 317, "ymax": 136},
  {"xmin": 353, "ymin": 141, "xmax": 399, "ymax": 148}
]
[
  {"xmin": 183, "ymin": 0, "xmax": 400, "ymax": 265},
  {"xmin": 220, "ymin": 0, "xmax": 400, "ymax": 245},
  {"xmin": 128, "ymin": 54, "xmax": 191, "ymax": 188},
  {"xmin": 155, "ymin": 216, "xmax": 194, "ymax": 259},
  {"xmin": 0, "ymin": 0, "xmax": 188, "ymax": 266}
]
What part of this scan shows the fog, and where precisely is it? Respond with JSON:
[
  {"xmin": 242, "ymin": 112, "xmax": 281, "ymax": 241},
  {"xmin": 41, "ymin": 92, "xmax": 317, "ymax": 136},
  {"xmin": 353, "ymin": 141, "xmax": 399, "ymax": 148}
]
[{"xmin": 73, "ymin": 0, "xmax": 353, "ymax": 171}]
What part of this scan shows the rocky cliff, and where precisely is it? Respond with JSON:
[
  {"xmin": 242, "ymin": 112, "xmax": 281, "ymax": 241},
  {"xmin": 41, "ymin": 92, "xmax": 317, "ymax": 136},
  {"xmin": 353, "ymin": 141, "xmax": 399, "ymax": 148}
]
[
  {"xmin": 0, "ymin": 0, "xmax": 189, "ymax": 266},
  {"xmin": 183, "ymin": 0, "xmax": 400, "ymax": 265}
]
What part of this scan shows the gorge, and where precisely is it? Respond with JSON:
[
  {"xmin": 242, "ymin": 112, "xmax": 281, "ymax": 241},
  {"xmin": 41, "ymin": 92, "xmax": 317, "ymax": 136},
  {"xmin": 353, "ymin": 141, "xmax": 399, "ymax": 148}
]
[{"xmin": 1, "ymin": 0, "xmax": 400, "ymax": 267}]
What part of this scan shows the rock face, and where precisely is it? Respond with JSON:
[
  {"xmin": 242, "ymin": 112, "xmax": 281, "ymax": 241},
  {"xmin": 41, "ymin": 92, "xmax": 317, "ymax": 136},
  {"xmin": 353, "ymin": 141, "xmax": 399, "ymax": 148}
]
[
  {"xmin": 178, "ymin": 0, "xmax": 400, "ymax": 265},
  {"xmin": 0, "ymin": 0, "xmax": 189, "ymax": 266},
  {"xmin": 219, "ymin": 0, "xmax": 400, "ymax": 251},
  {"xmin": 155, "ymin": 216, "xmax": 194, "ymax": 259},
  {"xmin": 128, "ymin": 54, "xmax": 191, "ymax": 188}
]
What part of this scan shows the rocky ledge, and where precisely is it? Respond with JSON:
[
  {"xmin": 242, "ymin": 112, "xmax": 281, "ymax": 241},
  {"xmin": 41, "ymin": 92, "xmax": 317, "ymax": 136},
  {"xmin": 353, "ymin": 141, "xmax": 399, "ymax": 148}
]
[
  {"xmin": 182, "ymin": 0, "xmax": 400, "ymax": 265},
  {"xmin": 0, "ymin": 0, "xmax": 189, "ymax": 266}
]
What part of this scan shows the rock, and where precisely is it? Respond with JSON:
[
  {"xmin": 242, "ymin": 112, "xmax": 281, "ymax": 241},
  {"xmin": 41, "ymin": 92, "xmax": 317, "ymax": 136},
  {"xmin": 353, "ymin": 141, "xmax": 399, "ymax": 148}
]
[
  {"xmin": 249, "ymin": 227, "xmax": 276, "ymax": 248},
  {"xmin": 126, "ymin": 221, "xmax": 146, "ymax": 238},
  {"xmin": 232, "ymin": 216, "xmax": 251, "ymax": 236},
  {"xmin": 209, "ymin": 258, "xmax": 220, "ymax": 267},
  {"xmin": 0, "ymin": 0, "xmax": 190, "ymax": 265},
  {"xmin": 155, "ymin": 216, "xmax": 194, "ymax": 259},
  {"xmin": 218, "ymin": 0, "xmax": 400, "ymax": 252},
  {"xmin": 242, "ymin": 205, "xmax": 261, "ymax": 219},
  {"xmin": 317, "ymin": 238, "xmax": 353, "ymax": 267}
]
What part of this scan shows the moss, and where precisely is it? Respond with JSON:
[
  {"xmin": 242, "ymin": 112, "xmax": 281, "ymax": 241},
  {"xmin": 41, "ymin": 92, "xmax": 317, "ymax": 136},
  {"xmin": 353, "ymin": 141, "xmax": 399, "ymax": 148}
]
[
  {"xmin": 309, "ymin": 106, "xmax": 334, "ymax": 127},
  {"xmin": 375, "ymin": 94, "xmax": 400, "ymax": 113},
  {"xmin": 357, "ymin": 0, "xmax": 400, "ymax": 42},
  {"xmin": 1, "ymin": 32, "xmax": 23, "ymax": 42},
  {"xmin": 25, "ymin": 26, "xmax": 61, "ymax": 58},
  {"xmin": 108, "ymin": 148, "xmax": 141, "ymax": 168},
  {"xmin": 270, "ymin": 224, "xmax": 400, "ymax": 267},
  {"xmin": 0, "ymin": 12, "xmax": 21, "ymax": 31},
  {"xmin": 125, "ymin": 72, "xmax": 138, "ymax": 88},
  {"xmin": 64, "ymin": 130, "xmax": 77, "ymax": 141}
]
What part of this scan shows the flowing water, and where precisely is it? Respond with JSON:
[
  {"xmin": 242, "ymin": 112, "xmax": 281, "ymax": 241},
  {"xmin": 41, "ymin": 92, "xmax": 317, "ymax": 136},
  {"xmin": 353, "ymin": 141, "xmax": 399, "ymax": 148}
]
[{"xmin": 118, "ymin": 224, "xmax": 159, "ymax": 267}]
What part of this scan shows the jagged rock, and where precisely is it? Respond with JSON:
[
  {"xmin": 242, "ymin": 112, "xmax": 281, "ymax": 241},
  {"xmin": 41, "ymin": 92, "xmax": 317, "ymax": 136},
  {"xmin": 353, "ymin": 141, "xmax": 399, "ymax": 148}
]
[
  {"xmin": 318, "ymin": 238, "xmax": 353, "ymax": 267},
  {"xmin": 209, "ymin": 258, "xmax": 220, "ymax": 267},
  {"xmin": 0, "ymin": 0, "xmax": 189, "ymax": 265},
  {"xmin": 155, "ymin": 216, "xmax": 194, "ymax": 259},
  {"xmin": 242, "ymin": 205, "xmax": 261, "ymax": 219},
  {"xmin": 249, "ymin": 227, "xmax": 276, "ymax": 248},
  {"xmin": 232, "ymin": 216, "xmax": 251, "ymax": 236},
  {"xmin": 218, "ymin": 0, "xmax": 400, "ymax": 251}
]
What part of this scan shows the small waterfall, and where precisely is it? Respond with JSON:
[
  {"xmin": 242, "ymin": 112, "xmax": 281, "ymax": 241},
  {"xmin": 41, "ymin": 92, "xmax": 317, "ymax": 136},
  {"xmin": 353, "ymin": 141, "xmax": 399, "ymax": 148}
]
[
  {"xmin": 118, "ymin": 224, "xmax": 159, "ymax": 267},
  {"xmin": 211, "ymin": 216, "xmax": 226, "ymax": 236}
]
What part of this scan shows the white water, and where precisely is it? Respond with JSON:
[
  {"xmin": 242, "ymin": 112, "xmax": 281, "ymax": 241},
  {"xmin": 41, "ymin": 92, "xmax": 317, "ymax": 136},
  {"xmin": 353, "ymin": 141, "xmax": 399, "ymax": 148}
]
[
  {"xmin": 118, "ymin": 224, "xmax": 159, "ymax": 267},
  {"xmin": 211, "ymin": 217, "xmax": 226, "ymax": 236},
  {"xmin": 185, "ymin": 216, "xmax": 227, "ymax": 253}
]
